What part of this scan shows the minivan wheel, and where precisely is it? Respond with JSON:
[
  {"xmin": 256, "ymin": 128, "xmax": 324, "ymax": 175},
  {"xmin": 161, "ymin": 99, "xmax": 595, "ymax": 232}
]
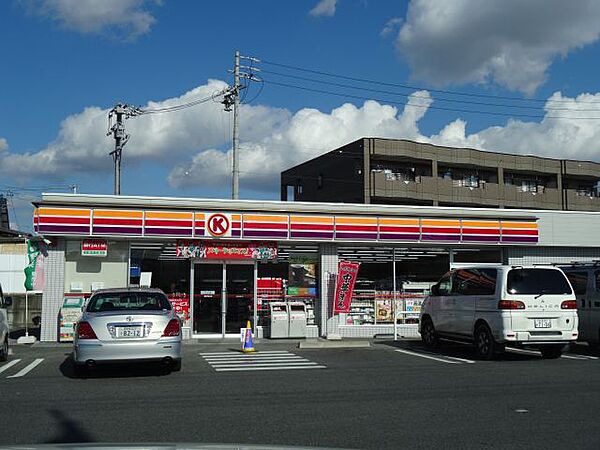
[
  {"xmin": 540, "ymin": 345, "xmax": 563, "ymax": 359},
  {"xmin": 0, "ymin": 338, "xmax": 8, "ymax": 362},
  {"xmin": 421, "ymin": 318, "xmax": 439, "ymax": 348},
  {"xmin": 474, "ymin": 325, "xmax": 496, "ymax": 360}
]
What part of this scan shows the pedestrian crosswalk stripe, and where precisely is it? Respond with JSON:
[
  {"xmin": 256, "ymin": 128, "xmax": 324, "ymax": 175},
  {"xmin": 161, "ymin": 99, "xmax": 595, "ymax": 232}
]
[
  {"xmin": 199, "ymin": 351, "xmax": 289, "ymax": 356},
  {"xmin": 200, "ymin": 351, "xmax": 326, "ymax": 372},
  {"xmin": 0, "ymin": 359, "xmax": 21, "ymax": 374},
  {"xmin": 6, "ymin": 358, "xmax": 44, "ymax": 378},
  {"xmin": 215, "ymin": 365, "xmax": 327, "ymax": 372}
]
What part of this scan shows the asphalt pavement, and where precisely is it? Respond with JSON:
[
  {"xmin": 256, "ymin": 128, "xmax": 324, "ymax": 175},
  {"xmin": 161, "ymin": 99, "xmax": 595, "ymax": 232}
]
[{"xmin": 1, "ymin": 339, "xmax": 599, "ymax": 449}]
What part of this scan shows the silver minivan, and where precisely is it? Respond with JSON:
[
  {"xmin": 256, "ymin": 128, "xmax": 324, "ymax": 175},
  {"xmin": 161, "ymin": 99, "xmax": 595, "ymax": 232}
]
[
  {"xmin": 419, "ymin": 265, "xmax": 578, "ymax": 359},
  {"xmin": 0, "ymin": 283, "xmax": 13, "ymax": 361},
  {"xmin": 561, "ymin": 264, "xmax": 600, "ymax": 348}
]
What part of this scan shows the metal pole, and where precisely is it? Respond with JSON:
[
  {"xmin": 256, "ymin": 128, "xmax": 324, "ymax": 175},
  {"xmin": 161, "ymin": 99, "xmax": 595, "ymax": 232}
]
[
  {"xmin": 24, "ymin": 290, "xmax": 29, "ymax": 338},
  {"xmin": 393, "ymin": 248, "xmax": 397, "ymax": 341},
  {"xmin": 232, "ymin": 50, "xmax": 240, "ymax": 200},
  {"xmin": 221, "ymin": 262, "xmax": 227, "ymax": 338},
  {"xmin": 111, "ymin": 106, "xmax": 125, "ymax": 196},
  {"xmin": 253, "ymin": 261, "xmax": 258, "ymax": 336}
]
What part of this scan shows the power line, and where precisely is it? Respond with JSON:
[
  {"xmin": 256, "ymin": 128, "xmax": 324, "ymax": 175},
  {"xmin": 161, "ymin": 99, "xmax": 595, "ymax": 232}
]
[
  {"xmin": 261, "ymin": 69, "xmax": 600, "ymax": 113},
  {"xmin": 262, "ymin": 59, "xmax": 600, "ymax": 105},
  {"xmin": 263, "ymin": 79, "xmax": 600, "ymax": 120}
]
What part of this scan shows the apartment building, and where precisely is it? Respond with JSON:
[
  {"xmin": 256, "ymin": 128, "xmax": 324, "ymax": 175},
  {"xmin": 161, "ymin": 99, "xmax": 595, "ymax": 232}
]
[{"xmin": 280, "ymin": 138, "xmax": 600, "ymax": 211}]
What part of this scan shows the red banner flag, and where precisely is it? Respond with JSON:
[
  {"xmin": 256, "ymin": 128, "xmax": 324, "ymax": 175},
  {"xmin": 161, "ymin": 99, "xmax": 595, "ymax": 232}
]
[{"xmin": 333, "ymin": 261, "xmax": 361, "ymax": 314}]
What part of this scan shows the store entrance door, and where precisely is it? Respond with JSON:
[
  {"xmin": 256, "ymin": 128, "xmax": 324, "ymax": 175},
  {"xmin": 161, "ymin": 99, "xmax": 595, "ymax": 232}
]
[{"xmin": 192, "ymin": 261, "xmax": 255, "ymax": 337}]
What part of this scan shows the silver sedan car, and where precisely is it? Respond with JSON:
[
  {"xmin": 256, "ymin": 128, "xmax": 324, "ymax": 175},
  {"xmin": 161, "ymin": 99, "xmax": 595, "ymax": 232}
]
[{"xmin": 73, "ymin": 288, "xmax": 182, "ymax": 375}]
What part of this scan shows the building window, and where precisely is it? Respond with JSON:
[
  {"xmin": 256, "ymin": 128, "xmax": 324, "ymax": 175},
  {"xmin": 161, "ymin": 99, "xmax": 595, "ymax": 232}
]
[{"xmin": 297, "ymin": 184, "xmax": 303, "ymax": 195}]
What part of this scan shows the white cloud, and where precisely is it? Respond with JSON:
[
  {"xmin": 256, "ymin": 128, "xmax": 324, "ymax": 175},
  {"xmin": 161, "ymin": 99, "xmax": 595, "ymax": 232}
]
[
  {"xmin": 0, "ymin": 79, "xmax": 234, "ymax": 179},
  {"xmin": 169, "ymin": 92, "xmax": 434, "ymax": 191},
  {"xmin": 309, "ymin": 0, "xmax": 337, "ymax": 18},
  {"xmin": 26, "ymin": 0, "xmax": 159, "ymax": 38},
  {"xmin": 5, "ymin": 79, "xmax": 600, "ymax": 198},
  {"xmin": 395, "ymin": 0, "xmax": 600, "ymax": 95},
  {"xmin": 381, "ymin": 17, "xmax": 402, "ymax": 38}
]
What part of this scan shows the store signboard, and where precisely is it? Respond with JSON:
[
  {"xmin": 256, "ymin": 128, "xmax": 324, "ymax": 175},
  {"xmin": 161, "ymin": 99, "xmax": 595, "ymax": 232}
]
[
  {"xmin": 81, "ymin": 239, "xmax": 108, "ymax": 257},
  {"xmin": 176, "ymin": 240, "xmax": 278, "ymax": 260},
  {"xmin": 333, "ymin": 261, "xmax": 361, "ymax": 314}
]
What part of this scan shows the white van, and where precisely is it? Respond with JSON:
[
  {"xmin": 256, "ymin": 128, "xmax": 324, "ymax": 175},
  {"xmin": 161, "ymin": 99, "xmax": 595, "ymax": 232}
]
[
  {"xmin": 419, "ymin": 265, "xmax": 578, "ymax": 359},
  {"xmin": 0, "ymin": 283, "xmax": 13, "ymax": 361},
  {"xmin": 560, "ymin": 264, "xmax": 600, "ymax": 348}
]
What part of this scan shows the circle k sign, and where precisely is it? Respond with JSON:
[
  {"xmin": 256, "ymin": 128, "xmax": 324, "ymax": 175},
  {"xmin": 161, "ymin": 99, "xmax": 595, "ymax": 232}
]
[{"xmin": 207, "ymin": 213, "xmax": 231, "ymax": 237}]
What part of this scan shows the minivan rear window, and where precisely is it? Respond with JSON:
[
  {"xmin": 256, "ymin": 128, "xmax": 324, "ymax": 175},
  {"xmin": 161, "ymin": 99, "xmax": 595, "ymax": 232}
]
[{"xmin": 507, "ymin": 269, "xmax": 572, "ymax": 295}]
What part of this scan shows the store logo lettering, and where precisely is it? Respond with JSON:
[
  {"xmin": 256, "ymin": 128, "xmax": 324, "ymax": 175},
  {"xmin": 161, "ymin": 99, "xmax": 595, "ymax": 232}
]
[{"xmin": 207, "ymin": 214, "xmax": 230, "ymax": 237}]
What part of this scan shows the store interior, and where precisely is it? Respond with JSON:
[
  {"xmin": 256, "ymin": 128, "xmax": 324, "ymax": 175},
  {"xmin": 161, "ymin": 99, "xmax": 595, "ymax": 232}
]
[{"xmin": 129, "ymin": 241, "xmax": 501, "ymax": 332}]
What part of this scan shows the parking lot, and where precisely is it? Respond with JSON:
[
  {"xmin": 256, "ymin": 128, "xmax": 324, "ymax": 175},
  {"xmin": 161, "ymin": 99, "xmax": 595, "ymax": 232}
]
[{"xmin": 1, "ymin": 340, "xmax": 599, "ymax": 449}]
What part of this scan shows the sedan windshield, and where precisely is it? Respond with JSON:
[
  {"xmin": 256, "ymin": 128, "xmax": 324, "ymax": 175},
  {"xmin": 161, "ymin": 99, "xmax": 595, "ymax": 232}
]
[{"xmin": 87, "ymin": 292, "xmax": 172, "ymax": 312}]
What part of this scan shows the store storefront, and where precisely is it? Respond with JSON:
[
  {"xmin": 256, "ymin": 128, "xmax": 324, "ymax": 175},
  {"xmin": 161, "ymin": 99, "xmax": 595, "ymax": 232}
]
[{"xmin": 32, "ymin": 193, "xmax": 600, "ymax": 342}]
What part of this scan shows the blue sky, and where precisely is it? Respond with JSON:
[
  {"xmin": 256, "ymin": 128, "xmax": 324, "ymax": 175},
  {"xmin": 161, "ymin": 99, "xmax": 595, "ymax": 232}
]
[{"xmin": 2, "ymin": 0, "xmax": 600, "ymax": 231}]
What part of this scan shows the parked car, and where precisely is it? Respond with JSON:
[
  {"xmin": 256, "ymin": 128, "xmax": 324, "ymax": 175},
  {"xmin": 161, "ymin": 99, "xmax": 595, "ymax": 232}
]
[
  {"xmin": 560, "ymin": 263, "xmax": 600, "ymax": 348},
  {"xmin": 419, "ymin": 265, "xmax": 578, "ymax": 359},
  {"xmin": 73, "ymin": 287, "xmax": 182, "ymax": 375},
  {"xmin": 0, "ymin": 283, "xmax": 13, "ymax": 361}
]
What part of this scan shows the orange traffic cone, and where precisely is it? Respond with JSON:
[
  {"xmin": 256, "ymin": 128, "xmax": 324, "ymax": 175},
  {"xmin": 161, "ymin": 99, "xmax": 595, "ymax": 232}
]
[{"xmin": 242, "ymin": 320, "xmax": 255, "ymax": 353}]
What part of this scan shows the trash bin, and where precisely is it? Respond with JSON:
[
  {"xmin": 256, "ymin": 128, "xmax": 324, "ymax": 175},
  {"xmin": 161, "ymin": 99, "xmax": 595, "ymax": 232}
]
[
  {"xmin": 288, "ymin": 302, "xmax": 307, "ymax": 338},
  {"xmin": 269, "ymin": 302, "xmax": 289, "ymax": 338}
]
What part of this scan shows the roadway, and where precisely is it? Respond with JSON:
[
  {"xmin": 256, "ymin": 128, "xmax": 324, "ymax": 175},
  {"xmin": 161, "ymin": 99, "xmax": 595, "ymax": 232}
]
[{"xmin": 1, "ymin": 339, "xmax": 599, "ymax": 449}]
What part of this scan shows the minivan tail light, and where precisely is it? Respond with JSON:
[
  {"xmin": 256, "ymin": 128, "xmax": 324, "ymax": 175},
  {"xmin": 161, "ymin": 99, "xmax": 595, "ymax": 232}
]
[
  {"xmin": 77, "ymin": 321, "xmax": 97, "ymax": 339},
  {"xmin": 498, "ymin": 300, "xmax": 525, "ymax": 310},
  {"xmin": 162, "ymin": 319, "xmax": 181, "ymax": 337},
  {"xmin": 561, "ymin": 300, "xmax": 577, "ymax": 310}
]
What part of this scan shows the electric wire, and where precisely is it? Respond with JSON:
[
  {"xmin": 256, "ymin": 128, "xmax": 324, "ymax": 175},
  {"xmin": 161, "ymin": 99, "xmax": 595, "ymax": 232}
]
[
  {"xmin": 263, "ymin": 79, "xmax": 600, "ymax": 120},
  {"xmin": 262, "ymin": 59, "xmax": 600, "ymax": 105},
  {"xmin": 261, "ymin": 69, "xmax": 600, "ymax": 113}
]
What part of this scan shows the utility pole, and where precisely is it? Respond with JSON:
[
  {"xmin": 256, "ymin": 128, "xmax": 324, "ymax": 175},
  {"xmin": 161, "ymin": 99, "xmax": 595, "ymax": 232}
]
[
  {"xmin": 232, "ymin": 50, "xmax": 241, "ymax": 200},
  {"xmin": 107, "ymin": 104, "xmax": 142, "ymax": 195},
  {"xmin": 223, "ymin": 51, "xmax": 261, "ymax": 200}
]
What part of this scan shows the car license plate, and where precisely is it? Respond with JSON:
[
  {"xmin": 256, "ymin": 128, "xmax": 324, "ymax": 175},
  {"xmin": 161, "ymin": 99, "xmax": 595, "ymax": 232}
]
[
  {"xmin": 116, "ymin": 326, "xmax": 143, "ymax": 338},
  {"xmin": 534, "ymin": 319, "xmax": 552, "ymax": 328}
]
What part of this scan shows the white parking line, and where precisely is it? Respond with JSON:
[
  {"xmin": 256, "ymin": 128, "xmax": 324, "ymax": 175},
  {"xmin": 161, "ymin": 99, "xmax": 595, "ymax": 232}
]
[
  {"xmin": 0, "ymin": 359, "xmax": 21, "ymax": 374},
  {"xmin": 561, "ymin": 354, "xmax": 596, "ymax": 360},
  {"xmin": 6, "ymin": 359, "xmax": 44, "ymax": 378},
  {"xmin": 506, "ymin": 348, "xmax": 540, "ymax": 356},
  {"xmin": 443, "ymin": 355, "xmax": 476, "ymax": 364},
  {"xmin": 395, "ymin": 349, "xmax": 462, "ymax": 364}
]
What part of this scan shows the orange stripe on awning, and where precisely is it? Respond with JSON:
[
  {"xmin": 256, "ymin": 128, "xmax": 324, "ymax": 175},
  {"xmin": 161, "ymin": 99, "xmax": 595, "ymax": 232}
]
[
  {"xmin": 194, "ymin": 213, "xmax": 205, "ymax": 220},
  {"xmin": 422, "ymin": 219, "xmax": 460, "ymax": 227},
  {"xmin": 462, "ymin": 220, "xmax": 500, "ymax": 228},
  {"xmin": 501, "ymin": 221, "xmax": 538, "ymax": 229},
  {"xmin": 243, "ymin": 214, "xmax": 288, "ymax": 222},
  {"xmin": 290, "ymin": 215, "xmax": 334, "ymax": 224},
  {"xmin": 39, "ymin": 208, "xmax": 90, "ymax": 217},
  {"xmin": 93, "ymin": 209, "xmax": 143, "ymax": 218},
  {"xmin": 379, "ymin": 218, "xmax": 419, "ymax": 226},
  {"xmin": 335, "ymin": 217, "xmax": 378, "ymax": 225},
  {"xmin": 145, "ymin": 211, "xmax": 193, "ymax": 220}
]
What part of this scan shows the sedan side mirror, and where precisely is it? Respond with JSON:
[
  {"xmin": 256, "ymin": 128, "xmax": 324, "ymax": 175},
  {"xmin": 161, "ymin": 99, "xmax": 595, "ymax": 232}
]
[{"xmin": 3, "ymin": 296, "xmax": 12, "ymax": 307}]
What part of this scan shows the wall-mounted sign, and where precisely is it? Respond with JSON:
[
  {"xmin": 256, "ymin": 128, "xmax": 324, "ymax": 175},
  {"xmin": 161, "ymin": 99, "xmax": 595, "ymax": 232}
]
[
  {"xmin": 81, "ymin": 239, "xmax": 108, "ymax": 257},
  {"xmin": 176, "ymin": 240, "xmax": 278, "ymax": 261},
  {"xmin": 206, "ymin": 213, "xmax": 231, "ymax": 237}
]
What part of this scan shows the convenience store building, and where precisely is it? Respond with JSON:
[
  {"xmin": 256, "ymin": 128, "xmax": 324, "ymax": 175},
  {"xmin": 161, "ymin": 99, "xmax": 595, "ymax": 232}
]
[{"xmin": 33, "ymin": 193, "xmax": 600, "ymax": 342}]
